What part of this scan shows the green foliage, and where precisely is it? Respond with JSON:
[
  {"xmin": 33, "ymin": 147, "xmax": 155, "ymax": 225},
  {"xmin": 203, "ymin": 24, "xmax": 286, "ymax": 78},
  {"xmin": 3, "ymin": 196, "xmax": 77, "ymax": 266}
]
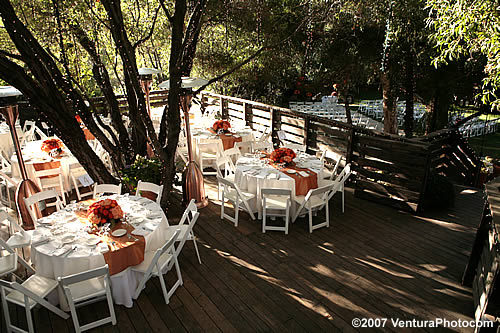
[
  {"xmin": 427, "ymin": 0, "xmax": 500, "ymax": 109},
  {"xmin": 119, "ymin": 155, "xmax": 162, "ymax": 192}
]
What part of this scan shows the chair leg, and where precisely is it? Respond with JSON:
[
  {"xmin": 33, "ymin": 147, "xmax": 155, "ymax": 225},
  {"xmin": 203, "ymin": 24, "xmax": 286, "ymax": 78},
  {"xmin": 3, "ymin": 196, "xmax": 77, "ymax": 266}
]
[
  {"xmin": 262, "ymin": 206, "xmax": 266, "ymax": 233},
  {"xmin": 285, "ymin": 208, "xmax": 289, "ymax": 235},
  {"xmin": 1, "ymin": 289, "xmax": 12, "ymax": 333},
  {"xmin": 308, "ymin": 207, "xmax": 313, "ymax": 233},
  {"xmin": 106, "ymin": 283, "xmax": 117, "ymax": 325},
  {"xmin": 158, "ymin": 273, "xmax": 170, "ymax": 304},
  {"xmin": 68, "ymin": 294, "xmax": 82, "ymax": 333},
  {"xmin": 191, "ymin": 233, "xmax": 202, "ymax": 264},
  {"xmin": 342, "ymin": 187, "xmax": 345, "ymax": 213},
  {"xmin": 234, "ymin": 200, "xmax": 239, "ymax": 227},
  {"xmin": 220, "ymin": 191, "xmax": 225, "ymax": 220},
  {"xmin": 326, "ymin": 200, "xmax": 330, "ymax": 228},
  {"xmin": 25, "ymin": 301, "xmax": 34, "ymax": 333}
]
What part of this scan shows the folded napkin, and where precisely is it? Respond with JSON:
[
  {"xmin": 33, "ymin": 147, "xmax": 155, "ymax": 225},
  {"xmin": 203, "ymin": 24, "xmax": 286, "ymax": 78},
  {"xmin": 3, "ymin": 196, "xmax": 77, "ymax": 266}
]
[
  {"xmin": 96, "ymin": 243, "xmax": 109, "ymax": 254},
  {"xmin": 142, "ymin": 222, "xmax": 158, "ymax": 231},
  {"xmin": 31, "ymin": 233, "xmax": 49, "ymax": 246},
  {"xmin": 299, "ymin": 171, "xmax": 310, "ymax": 177},
  {"xmin": 131, "ymin": 228, "xmax": 148, "ymax": 236},
  {"xmin": 52, "ymin": 245, "xmax": 72, "ymax": 257}
]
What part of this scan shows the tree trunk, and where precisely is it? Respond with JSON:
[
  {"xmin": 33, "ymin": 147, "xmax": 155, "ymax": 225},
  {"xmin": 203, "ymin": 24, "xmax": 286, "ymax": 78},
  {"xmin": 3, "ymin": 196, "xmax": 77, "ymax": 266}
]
[
  {"xmin": 381, "ymin": 72, "xmax": 398, "ymax": 134},
  {"xmin": 159, "ymin": 0, "xmax": 187, "ymax": 207},
  {"xmin": 404, "ymin": 51, "xmax": 414, "ymax": 138},
  {"xmin": 426, "ymin": 90, "xmax": 451, "ymax": 133}
]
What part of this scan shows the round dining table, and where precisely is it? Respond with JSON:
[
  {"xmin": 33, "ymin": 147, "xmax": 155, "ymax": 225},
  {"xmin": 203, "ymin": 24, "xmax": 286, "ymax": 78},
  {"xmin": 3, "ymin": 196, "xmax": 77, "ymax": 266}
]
[
  {"xmin": 234, "ymin": 151, "xmax": 324, "ymax": 217},
  {"xmin": 191, "ymin": 127, "xmax": 254, "ymax": 163},
  {"xmin": 10, "ymin": 139, "xmax": 78, "ymax": 192},
  {"xmin": 0, "ymin": 122, "xmax": 22, "ymax": 158},
  {"xmin": 30, "ymin": 194, "xmax": 172, "ymax": 309}
]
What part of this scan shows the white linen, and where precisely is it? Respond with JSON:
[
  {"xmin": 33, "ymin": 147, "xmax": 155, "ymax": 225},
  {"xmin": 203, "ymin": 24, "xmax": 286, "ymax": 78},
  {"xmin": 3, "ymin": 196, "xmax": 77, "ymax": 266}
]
[
  {"xmin": 31, "ymin": 195, "xmax": 170, "ymax": 309},
  {"xmin": 10, "ymin": 139, "xmax": 78, "ymax": 192},
  {"xmin": 234, "ymin": 152, "xmax": 323, "ymax": 218},
  {"xmin": 0, "ymin": 123, "xmax": 22, "ymax": 158}
]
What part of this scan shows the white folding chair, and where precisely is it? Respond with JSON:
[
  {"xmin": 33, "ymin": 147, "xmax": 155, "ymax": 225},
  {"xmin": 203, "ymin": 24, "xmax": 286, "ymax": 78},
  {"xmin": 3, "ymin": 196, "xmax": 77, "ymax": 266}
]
[
  {"xmin": 0, "ymin": 239, "xmax": 18, "ymax": 279},
  {"xmin": 262, "ymin": 188, "xmax": 292, "ymax": 235},
  {"xmin": 283, "ymin": 142, "xmax": 306, "ymax": 153},
  {"xmin": 1, "ymin": 270, "xmax": 69, "ymax": 333},
  {"xmin": 23, "ymin": 189, "xmax": 62, "ymax": 225},
  {"xmin": 218, "ymin": 176, "xmax": 256, "ymax": 226},
  {"xmin": 222, "ymin": 146, "xmax": 241, "ymax": 164},
  {"xmin": 251, "ymin": 142, "xmax": 273, "ymax": 153},
  {"xmin": 198, "ymin": 140, "xmax": 223, "ymax": 176},
  {"xmin": 19, "ymin": 121, "xmax": 36, "ymax": 146},
  {"xmin": 292, "ymin": 184, "xmax": 334, "ymax": 233},
  {"xmin": 32, "ymin": 162, "xmax": 67, "ymax": 206},
  {"xmin": 166, "ymin": 199, "xmax": 202, "ymax": 264},
  {"xmin": 58, "ymin": 265, "xmax": 116, "ymax": 332},
  {"xmin": 93, "ymin": 183, "xmax": 122, "ymax": 198},
  {"xmin": 0, "ymin": 166, "xmax": 18, "ymax": 210},
  {"xmin": 132, "ymin": 229, "xmax": 182, "ymax": 304},
  {"xmin": 136, "ymin": 180, "xmax": 163, "ymax": 204},
  {"xmin": 324, "ymin": 164, "xmax": 351, "ymax": 213},
  {"xmin": 258, "ymin": 128, "xmax": 272, "ymax": 142},
  {"xmin": 235, "ymin": 141, "xmax": 253, "ymax": 155},
  {"xmin": 321, "ymin": 153, "xmax": 343, "ymax": 180},
  {"xmin": 69, "ymin": 162, "xmax": 94, "ymax": 201}
]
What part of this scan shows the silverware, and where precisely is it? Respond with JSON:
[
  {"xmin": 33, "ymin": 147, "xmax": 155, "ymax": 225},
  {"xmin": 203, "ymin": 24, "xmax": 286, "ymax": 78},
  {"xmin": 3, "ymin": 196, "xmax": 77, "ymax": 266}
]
[{"xmin": 64, "ymin": 245, "xmax": 77, "ymax": 257}]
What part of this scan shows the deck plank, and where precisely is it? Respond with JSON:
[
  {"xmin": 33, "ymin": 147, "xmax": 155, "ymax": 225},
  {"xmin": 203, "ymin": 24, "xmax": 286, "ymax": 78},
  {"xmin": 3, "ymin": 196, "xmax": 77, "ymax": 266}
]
[{"xmin": 0, "ymin": 181, "xmax": 484, "ymax": 332}]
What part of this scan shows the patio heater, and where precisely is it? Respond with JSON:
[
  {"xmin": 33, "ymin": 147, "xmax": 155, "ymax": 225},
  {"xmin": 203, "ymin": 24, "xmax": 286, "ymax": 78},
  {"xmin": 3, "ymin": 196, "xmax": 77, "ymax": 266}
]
[
  {"xmin": 139, "ymin": 68, "xmax": 161, "ymax": 157},
  {"xmin": 0, "ymin": 86, "xmax": 40, "ymax": 230},
  {"xmin": 158, "ymin": 77, "xmax": 209, "ymax": 208}
]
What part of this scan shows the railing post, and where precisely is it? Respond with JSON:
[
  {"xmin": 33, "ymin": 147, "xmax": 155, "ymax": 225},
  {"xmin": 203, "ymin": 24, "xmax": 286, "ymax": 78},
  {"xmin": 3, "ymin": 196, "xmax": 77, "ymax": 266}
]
[
  {"xmin": 220, "ymin": 97, "xmax": 228, "ymax": 119},
  {"xmin": 244, "ymin": 102, "xmax": 253, "ymax": 129},
  {"xmin": 346, "ymin": 127, "xmax": 355, "ymax": 164},
  {"xmin": 271, "ymin": 108, "xmax": 281, "ymax": 147},
  {"xmin": 304, "ymin": 115, "xmax": 311, "ymax": 154}
]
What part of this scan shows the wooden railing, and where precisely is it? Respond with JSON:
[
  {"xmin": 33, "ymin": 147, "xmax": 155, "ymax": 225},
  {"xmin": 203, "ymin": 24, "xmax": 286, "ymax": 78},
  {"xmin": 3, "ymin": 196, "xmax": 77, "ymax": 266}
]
[
  {"xmin": 462, "ymin": 177, "xmax": 500, "ymax": 331},
  {"xmin": 90, "ymin": 90, "xmax": 169, "ymax": 112},
  {"xmin": 201, "ymin": 91, "xmax": 482, "ymax": 214}
]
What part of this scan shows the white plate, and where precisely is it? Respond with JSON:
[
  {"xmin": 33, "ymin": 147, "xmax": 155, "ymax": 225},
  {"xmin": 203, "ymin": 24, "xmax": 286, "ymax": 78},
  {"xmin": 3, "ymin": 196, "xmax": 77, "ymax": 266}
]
[
  {"xmin": 286, "ymin": 169, "xmax": 297, "ymax": 174},
  {"xmin": 85, "ymin": 235, "xmax": 101, "ymax": 246},
  {"xmin": 60, "ymin": 235, "xmax": 76, "ymax": 244},
  {"xmin": 38, "ymin": 218, "xmax": 53, "ymax": 225},
  {"xmin": 111, "ymin": 229, "xmax": 127, "ymax": 237}
]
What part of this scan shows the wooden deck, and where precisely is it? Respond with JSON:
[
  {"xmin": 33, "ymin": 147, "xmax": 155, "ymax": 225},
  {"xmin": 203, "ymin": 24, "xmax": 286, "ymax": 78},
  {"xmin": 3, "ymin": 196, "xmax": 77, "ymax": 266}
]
[{"xmin": 0, "ymin": 179, "xmax": 486, "ymax": 332}]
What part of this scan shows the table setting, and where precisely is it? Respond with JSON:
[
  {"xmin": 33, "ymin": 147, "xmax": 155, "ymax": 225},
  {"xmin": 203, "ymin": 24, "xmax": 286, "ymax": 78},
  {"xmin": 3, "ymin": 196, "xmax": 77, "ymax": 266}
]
[
  {"xmin": 30, "ymin": 194, "xmax": 172, "ymax": 308},
  {"xmin": 192, "ymin": 120, "xmax": 254, "ymax": 150},
  {"xmin": 235, "ymin": 148, "xmax": 323, "ymax": 217},
  {"xmin": 10, "ymin": 138, "xmax": 78, "ymax": 191}
]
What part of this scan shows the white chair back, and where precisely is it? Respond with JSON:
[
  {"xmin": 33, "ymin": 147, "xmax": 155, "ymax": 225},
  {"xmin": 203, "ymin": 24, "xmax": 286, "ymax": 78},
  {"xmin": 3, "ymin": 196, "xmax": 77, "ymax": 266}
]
[
  {"xmin": 251, "ymin": 142, "xmax": 273, "ymax": 153},
  {"xmin": 283, "ymin": 143, "xmax": 306, "ymax": 153},
  {"xmin": 223, "ymin": 147, "xmax": 241, "ymax": 162},
  {"xmin": 216, "ymin": 156, "xmax": 236, "ymax": 179},
  {"xmin": 69, "ymin": 162, "xmax": 93, "ymax": 201},
  {"xmin": 33, "ymin": 163, "xmax": 66, "ymax": 205},
  {"xmin": 23, "ymin": 189, "xmax": 62, "ymax": 223},
  {"xmin": 235, "ymin": 141, "xmax": 253, "ymax": 155},
  {"xmin": 93, "ymin": 183, "xmax": 122, "ymax": 198},
  {"xmin": 58, "ymin": 265, "xmax": 116, "ymax": 332},
  {"xmin": 136, "ymin": 180, "xmax": 163, "ymax": 204}
]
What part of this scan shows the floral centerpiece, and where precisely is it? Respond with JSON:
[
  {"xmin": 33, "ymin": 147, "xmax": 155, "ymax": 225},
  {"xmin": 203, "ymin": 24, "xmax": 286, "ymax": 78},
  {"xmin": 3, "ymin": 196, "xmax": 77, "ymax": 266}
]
[
  {"xmin": 212, "ymin": 120, "xmax": 231, "ymax": 134},
  {"xmin": 270, "ymin": 148, "xmax": 296, "ymax": 165},
  {"xmin": 41, "ymin": 138, "xmax": 64, "ymax": 158},
  {"xmin": 87, "ymin": 199, "xmax": 124, "ymax": 227}
]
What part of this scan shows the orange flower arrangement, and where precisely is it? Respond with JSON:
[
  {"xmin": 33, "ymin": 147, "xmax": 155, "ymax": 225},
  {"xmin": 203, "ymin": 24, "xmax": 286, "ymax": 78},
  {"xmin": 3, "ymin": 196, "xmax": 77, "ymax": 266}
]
[
  {"xmin": 41, "ymin": 138, "xmax": 63, "ymax": 153},
  {"xmin": 87, "ymin": 199, "xmax": 124, "ymax": 226},
  {"xmin": 212, "ymin": 120, "xmax": 231, "ymax": 132},
  {"xmin": 270, "ymin": 148, "xmax": 296, "ymax": 165}
]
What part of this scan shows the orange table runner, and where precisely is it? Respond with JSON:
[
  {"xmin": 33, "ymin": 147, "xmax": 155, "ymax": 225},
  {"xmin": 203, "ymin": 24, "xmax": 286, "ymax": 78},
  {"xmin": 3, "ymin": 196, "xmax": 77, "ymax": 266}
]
[
  {"xmin": 260, "ymin": 153, "xmax": 318, "ymax": 196},
  {"xmin": 207, "ymin": 128, "xmax": 243, "ymax": 150},
  {"xmin": 76, "ymin": 200, "xmax": 146, "ymax": 275}
]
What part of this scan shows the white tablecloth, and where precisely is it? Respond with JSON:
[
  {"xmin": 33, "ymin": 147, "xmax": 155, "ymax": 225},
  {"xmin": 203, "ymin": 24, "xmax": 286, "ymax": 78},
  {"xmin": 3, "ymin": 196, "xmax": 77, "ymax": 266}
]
[
  {"xmin": 10, "ymin": 139, "xmax": 78, "ymax": 192},
  {"xmin": 235, "ymin": 152, "xmax": 323, "ymax": 217},
  {"xmin": 31, "ymin": 195, "xmax": 171, "ymax": 308},
  {"xmin": 0, "ymin": 123, "xmax": 22, "ymax": 158},
  {"xmin": 191, "ymin": 127, "xmax": 254, "ymax": 164}
]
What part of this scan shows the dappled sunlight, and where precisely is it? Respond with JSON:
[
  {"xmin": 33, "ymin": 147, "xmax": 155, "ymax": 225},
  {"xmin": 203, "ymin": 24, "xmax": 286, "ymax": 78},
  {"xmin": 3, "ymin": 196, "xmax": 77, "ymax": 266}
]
[
  {"xmin": 354, "ymin": 256, "xmax": 415, "ymax": 279},
  {"xmin": 412, "ymin": 215, "xmax": 471, "ymax": 233}
]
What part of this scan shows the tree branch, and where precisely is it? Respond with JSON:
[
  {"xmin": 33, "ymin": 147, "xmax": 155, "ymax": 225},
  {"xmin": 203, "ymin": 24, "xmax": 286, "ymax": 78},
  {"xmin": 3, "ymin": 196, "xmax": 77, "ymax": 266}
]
[{"xmin": 133, "ymin": 4, "xmax": 161, "ymax": 49}]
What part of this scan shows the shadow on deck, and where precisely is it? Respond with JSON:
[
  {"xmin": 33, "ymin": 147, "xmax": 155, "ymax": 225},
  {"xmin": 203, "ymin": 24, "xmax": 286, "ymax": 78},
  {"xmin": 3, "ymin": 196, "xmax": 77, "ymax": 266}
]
[{"xmin": 0, "ymin": 180, "xmax": 485, "ymax": 332}]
